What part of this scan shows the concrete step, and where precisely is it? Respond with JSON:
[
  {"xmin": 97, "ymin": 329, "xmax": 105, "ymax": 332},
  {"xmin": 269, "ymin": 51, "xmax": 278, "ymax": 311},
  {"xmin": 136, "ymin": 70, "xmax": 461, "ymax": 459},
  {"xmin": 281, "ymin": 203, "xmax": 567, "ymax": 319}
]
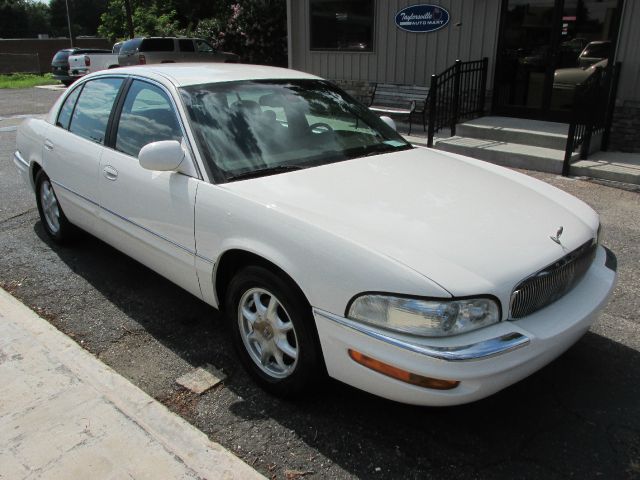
[
  {"xmin": 434, "ymin": 136, "xmax": 578, "ymax": 175},
  {"xmin": 572, "ymin": 151, "xmax": 640, "ymax": 186},
  {"xmin": 457, "ymin": 117, "xmax": 569, "ymax": 150}
]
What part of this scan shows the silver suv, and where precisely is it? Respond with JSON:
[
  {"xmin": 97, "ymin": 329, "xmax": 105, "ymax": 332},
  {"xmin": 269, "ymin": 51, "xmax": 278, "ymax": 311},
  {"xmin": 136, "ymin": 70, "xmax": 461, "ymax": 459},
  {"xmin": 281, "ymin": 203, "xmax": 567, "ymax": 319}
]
[{"xmin": 118, "ymin": 37, "xmax": 238, "ymax": 66}]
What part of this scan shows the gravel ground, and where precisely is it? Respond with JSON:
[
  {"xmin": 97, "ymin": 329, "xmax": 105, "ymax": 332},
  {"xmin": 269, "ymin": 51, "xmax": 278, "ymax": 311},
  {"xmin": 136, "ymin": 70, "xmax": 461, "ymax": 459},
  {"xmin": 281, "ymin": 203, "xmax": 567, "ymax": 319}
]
[{"xmin": 1, "ymin": 88, "xmax": 639, "ymax": 479}]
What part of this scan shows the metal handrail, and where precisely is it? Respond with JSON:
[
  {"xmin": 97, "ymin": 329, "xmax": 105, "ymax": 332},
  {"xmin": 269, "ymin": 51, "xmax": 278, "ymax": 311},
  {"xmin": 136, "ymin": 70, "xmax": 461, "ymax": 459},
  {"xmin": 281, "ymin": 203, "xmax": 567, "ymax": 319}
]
[
  {"xmin": 562, "ymin": 62, "xmax": 621, "ymax": 176},
  {"xmin": 427, "ymin": 57, "xmax": 488, "ymax": 147}
]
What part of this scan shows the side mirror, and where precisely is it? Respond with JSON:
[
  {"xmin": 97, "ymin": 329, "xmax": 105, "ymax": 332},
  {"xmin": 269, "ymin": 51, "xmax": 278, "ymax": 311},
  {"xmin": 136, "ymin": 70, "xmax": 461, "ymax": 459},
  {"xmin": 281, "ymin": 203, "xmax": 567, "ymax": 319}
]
[
  {"xmin": 379, "ymin": 115, "xmax": 397, "ymax": 131},
  {"xmin": 139, "ymin": 140, "xmax": 184, "ymax": 172}
]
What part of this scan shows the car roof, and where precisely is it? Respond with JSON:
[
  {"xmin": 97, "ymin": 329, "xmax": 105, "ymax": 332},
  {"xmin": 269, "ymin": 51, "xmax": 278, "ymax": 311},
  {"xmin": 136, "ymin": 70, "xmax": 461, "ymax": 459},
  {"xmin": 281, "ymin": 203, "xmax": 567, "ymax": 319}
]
[{"xmin": 103, "ymin": 63, "xmax": 321, "ymax": 87}]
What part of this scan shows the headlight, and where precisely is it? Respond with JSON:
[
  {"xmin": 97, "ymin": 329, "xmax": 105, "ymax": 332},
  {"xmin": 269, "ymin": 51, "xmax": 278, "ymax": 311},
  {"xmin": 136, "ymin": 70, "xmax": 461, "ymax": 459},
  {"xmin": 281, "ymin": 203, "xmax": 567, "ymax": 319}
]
[{"xmin": 347, "ymin": 295, "xmax": 500, "ymax": 337}]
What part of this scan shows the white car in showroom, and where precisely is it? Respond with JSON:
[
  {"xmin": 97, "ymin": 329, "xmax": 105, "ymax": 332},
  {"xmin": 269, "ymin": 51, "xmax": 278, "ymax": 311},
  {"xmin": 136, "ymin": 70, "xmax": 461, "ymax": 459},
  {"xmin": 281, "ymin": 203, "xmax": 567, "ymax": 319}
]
[{"xmin": 14, "ymin": 64, "xmax": 617, "ymax": 406}]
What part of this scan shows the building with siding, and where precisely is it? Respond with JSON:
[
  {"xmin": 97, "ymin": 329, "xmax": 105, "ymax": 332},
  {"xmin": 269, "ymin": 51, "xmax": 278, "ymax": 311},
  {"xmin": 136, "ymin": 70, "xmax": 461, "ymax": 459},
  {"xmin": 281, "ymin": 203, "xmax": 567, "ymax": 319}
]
[{"xmin": 287, "ymin": 0, "xmax": 639, "ymax": 152}]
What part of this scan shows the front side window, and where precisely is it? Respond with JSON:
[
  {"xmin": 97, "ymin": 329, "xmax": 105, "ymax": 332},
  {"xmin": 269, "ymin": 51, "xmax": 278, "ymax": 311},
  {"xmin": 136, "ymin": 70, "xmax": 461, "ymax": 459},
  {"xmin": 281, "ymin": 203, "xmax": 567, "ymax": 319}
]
[
  {"xmin": 69, "ymin": 77, "xmax": 123, "ymax": 144},
  {"xmin": 310, "ymin": 0, "xmax": 374, "ymax": 51},
  {"xmin": 195, "ymin": 39, "xmax": 215, "ymax": 53},
  {"xmin": 56, "ymin": 86, "xmax": 82, "ymax": 130},
  {"xmin": 115, "ymin": 80, "xmax": 182, "ymax": 157},
  {"xmin": 180, "ymin": 80, "xmax": 410, "ymax": 183}
]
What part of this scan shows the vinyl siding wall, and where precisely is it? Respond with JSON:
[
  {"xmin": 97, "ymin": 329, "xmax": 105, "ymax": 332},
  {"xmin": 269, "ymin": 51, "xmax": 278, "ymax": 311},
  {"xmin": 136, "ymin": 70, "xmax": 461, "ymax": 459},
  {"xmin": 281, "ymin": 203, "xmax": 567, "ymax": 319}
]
[{"xmin": 289, "ymin": 0, "xmax": 502, "ymax": 89}]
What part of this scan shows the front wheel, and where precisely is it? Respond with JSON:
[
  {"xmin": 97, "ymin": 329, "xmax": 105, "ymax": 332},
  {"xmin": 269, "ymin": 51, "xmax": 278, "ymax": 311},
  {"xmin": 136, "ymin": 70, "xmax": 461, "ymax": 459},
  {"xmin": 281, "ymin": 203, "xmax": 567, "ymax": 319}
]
[
  {"xmin": 35, "ymin": 170, "xmax": 74, "ymax": 243},
  {"xmin": 225, "ymin": 265, "xmax": 324, "ymax": 397}
]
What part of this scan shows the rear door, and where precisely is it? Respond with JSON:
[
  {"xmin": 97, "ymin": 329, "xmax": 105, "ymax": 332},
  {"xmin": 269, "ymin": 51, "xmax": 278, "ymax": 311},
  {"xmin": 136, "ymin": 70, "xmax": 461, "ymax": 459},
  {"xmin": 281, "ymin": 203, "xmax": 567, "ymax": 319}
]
[
  {"xmin": 97, "ymin": 78, "xmax": 202, "ymax": 298},
  {"xmin": 43, "ymin": 77, "xmax": 124, "ymax": 236}
]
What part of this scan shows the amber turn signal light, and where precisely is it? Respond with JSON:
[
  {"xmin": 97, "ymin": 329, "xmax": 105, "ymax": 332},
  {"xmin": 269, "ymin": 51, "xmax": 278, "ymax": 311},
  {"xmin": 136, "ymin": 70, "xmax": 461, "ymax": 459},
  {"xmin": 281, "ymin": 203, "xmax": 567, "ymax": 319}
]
[{"xmin": 348, "ymin": 349, "xmax": 460, "ymax": 390}]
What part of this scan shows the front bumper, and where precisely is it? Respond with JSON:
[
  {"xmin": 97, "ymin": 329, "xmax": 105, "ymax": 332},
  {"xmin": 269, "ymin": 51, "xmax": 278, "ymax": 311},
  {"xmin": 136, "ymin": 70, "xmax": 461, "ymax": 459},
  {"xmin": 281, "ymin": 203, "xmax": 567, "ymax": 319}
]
[{"xmin": 314, "ymin": 245, "xmax": 617, "ymax": 406}]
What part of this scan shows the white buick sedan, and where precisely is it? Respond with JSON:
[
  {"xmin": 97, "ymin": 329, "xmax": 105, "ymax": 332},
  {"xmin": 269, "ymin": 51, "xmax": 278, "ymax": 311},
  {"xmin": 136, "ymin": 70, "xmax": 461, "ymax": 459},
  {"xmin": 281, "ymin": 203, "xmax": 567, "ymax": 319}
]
[{"xmin": 14, "ymin": 64, "xmax": 617, "ymax": 406}]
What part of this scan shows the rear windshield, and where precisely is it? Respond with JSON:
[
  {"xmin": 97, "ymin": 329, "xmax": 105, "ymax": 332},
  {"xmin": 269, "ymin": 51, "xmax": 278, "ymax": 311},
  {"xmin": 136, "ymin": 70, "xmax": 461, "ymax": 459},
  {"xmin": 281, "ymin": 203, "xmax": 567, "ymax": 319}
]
[
  {"xmin": 53, "ymin": 50, "xmax": 73, "ymax": 62},
  {"xmin": 140, "ymin": 38, "xmax": 174, "ymax": 52},
  {"xmin": 120, "ymin": 39, "xmax": 142, "ymax": 55}
]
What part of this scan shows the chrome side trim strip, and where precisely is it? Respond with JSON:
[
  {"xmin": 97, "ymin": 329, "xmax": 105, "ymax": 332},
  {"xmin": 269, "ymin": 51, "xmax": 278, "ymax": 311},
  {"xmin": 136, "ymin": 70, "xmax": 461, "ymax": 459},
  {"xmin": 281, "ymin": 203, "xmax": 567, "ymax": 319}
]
[
  {"xmin": 13, "ymin": 151, "xmax": 29, "ymax": 168},
  {"xmin": 51, "ymin": 179, "xmax": 99, "ymax": 206},
  {"xmin": 51, "ymin": 179, "xmax": 200, "ymax": 257},
  {"xmin": 195, "ymin": 253, "xmax": 215, "ymax": 264},
  {"xmin": 313, "ymin": 309, "xmax": 530, "ymax": 362}
]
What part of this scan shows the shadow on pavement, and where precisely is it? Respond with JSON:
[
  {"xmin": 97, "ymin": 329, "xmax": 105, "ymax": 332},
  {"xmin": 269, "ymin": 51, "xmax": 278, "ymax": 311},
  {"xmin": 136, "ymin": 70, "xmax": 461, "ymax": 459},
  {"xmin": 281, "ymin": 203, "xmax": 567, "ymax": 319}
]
[{"xmin": 35, "ymin": 222, "xmax": 640, "ymax": 480}]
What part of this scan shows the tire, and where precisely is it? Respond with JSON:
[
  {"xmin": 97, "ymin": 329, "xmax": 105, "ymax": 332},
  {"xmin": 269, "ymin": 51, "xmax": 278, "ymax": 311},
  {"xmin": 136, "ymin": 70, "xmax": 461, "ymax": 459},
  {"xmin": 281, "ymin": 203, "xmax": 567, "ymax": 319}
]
[
  {"xmin": 225, "ymin": 265, "xmax": 324, "ymax": 397},
  {"xmin": 35, "ymin": 170, "xmax": 74, "ymax": 243},
  {"xmin": 61, "ymin": 79, "xmax": 73, "ymax": 87}
]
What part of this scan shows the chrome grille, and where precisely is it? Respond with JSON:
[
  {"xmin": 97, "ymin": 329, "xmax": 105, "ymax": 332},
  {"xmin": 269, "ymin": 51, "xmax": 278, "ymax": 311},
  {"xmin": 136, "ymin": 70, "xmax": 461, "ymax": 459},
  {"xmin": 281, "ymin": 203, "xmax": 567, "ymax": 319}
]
[{"xmin": 510, "ymin": 240, "xmax": 597, "ymax": 319}]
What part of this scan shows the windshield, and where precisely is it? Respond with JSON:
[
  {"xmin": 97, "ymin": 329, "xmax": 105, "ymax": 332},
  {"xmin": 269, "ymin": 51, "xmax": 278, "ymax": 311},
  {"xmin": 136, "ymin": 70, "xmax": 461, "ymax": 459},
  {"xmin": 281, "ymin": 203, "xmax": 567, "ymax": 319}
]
[{"xmin": 180, "ymin": 80, "xmax": 412, "ymax": 182}]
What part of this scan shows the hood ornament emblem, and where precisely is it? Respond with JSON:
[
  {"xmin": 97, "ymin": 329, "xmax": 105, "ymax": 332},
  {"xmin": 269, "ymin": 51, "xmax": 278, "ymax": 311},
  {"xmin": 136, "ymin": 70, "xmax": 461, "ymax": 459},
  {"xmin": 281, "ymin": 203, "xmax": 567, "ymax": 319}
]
[{"xmin": 550, "ymin": 226, "xmax": 564, "ymax": 245}]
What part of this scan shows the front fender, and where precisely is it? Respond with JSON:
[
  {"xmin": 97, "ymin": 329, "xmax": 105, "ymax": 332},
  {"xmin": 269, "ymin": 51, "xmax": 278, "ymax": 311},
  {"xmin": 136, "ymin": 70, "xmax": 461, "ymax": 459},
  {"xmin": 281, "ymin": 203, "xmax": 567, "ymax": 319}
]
[{"xmin": 194, "ymin": 183, "xmax": 450, "ymax": 314}]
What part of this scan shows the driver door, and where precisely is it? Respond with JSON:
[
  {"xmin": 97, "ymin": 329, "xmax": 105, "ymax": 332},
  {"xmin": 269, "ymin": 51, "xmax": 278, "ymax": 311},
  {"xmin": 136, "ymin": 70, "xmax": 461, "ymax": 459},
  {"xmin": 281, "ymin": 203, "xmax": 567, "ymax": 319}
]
[{"xmin": 98, "ymin": 79, "xmax": 202, "ymax": 298}]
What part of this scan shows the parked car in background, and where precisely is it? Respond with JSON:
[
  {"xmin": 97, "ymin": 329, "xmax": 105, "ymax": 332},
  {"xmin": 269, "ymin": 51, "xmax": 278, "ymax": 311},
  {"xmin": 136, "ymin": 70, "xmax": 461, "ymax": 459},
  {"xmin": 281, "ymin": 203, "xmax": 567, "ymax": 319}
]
[
  {"xmin": 13, "ymin": 64, "xmax": 616, "ymax": 406},
  {"xmin": 68, "ymin": 42, "xmax": 123, "ymax": 79},
  {"xmin": 117, "ymin": 37, "xmax": 238, "ymax": 66},
  {"xmin": 552, "ymin": 41, "xmax": 612, "ymax": 108},
  {"xmin": 578, "ymin": 41, "xmax": 611, "ymax": 68},
  {"xmin": 51, "ymin": 48, "xmax": 111, "ymax": 86}
]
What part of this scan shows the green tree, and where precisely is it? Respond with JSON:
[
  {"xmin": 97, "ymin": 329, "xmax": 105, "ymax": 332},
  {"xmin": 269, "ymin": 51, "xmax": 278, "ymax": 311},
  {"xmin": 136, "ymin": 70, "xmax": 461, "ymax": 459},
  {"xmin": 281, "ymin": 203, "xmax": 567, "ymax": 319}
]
[
  {"xmin": 49, "ymin": 0, "xmax": 108, "ymax": 37},
  {"xmin": 98, "ymin": 0, "xmax": 182, "ymax": 40},
  {"xmin": 194, "ymin": 1, "xmax": 287, "ymax": 66},
  {"xmin": 0, "ymin": 0, "xmax": 51, "ymax": 38}
]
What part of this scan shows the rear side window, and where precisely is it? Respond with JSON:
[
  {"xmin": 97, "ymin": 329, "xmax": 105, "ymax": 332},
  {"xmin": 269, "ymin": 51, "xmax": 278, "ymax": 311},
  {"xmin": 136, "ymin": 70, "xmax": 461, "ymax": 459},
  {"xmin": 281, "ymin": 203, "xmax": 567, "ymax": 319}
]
[
  {"xmin": 115, "ymin": 80, "xmax": 182, "ymax": 157},
  {"xmin": 56, "ymin": 86, "xmax": 82, "ymax": 129},
  {"xmin": 140, "ymin": 38, "xmax": 174, "ymax": 52},
  {"xmin": 178, "ymin": 39, "xmax": 195, "ymax": 52},
  {"xmin": 120, "ymin": 39, "xmax": 142, "ymax": 55},
  {"xmin": 69, "ymin": 78, "xmax": 123, "ymax": 144}
]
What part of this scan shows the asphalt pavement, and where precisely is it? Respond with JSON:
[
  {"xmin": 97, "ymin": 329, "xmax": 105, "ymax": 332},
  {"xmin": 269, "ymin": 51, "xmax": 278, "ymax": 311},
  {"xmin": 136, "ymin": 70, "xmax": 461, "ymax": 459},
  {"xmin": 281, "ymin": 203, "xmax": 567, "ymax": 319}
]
[{"xmin": 1, "ymin": 87, "xmax": 639, "ymax": 479}]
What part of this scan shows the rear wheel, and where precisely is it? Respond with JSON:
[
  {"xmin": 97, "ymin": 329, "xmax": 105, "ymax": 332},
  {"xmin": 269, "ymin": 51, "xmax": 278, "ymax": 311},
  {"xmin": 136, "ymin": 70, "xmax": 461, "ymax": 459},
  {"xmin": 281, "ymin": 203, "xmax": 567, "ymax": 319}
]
[
  {"xmin": 35, "ymin": 170, "xmax": 74, "ymax": 243},
  {"xmin": 225, "ymin": 265, "xmax": 324, "ymax": 397}
]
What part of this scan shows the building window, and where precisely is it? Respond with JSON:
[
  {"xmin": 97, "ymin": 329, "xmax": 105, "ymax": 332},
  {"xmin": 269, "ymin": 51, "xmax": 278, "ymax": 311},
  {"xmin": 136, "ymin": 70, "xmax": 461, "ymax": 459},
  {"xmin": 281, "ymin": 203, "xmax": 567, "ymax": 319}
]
[{"xmin": 310, "ymin": 0, "xmax": 374, "ymax": 52}]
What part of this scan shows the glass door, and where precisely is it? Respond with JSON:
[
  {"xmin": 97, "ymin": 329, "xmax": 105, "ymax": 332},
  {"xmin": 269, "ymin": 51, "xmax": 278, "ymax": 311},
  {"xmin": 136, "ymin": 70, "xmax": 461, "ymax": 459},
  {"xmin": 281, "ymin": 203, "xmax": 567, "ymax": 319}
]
[
  {"xmin": 549, "ymin": 0, "xmax": 622, "ymax": 117},
  {"xmin": 494, "ymin": 0, "xmax": 559, "ymax": 118},
  {"xmin": 493, "ymin": 0, "xmax": 622, "ymax": 121}
]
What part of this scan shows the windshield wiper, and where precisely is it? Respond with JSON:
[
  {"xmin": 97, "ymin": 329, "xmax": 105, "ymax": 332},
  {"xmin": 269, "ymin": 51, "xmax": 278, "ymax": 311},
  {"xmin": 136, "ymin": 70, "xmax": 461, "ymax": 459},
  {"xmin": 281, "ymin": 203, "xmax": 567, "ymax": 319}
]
[
  {"xmin": 226, "ymin": 165, "xmax": 304, "ymax": 182},
  {"xmin": 346, "ymin": 142, "xmax": 412, "ymax": 159}
]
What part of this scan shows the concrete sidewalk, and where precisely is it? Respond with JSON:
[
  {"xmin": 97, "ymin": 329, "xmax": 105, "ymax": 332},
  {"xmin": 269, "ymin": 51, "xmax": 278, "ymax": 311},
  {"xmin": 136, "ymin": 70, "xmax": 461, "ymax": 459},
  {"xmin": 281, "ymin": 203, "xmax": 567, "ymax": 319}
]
[{"xmin": 0, "ymin": 288, "xmax": 264, "ymax": 480}]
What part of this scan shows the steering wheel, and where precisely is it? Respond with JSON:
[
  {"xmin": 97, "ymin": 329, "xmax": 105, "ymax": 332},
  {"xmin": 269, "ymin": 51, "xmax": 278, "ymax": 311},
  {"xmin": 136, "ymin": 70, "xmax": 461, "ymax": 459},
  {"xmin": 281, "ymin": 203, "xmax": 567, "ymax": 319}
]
[{"xmin": 307, "ymin": 122, "xmax": 334, "ymax": 134}]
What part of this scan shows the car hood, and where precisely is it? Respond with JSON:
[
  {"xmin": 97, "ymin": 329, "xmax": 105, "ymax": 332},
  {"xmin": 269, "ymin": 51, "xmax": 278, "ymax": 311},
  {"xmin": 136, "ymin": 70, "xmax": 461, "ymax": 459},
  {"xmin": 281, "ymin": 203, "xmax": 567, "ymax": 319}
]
[{"xmin": 221, "ymin": 148, "xmax": 598, "ymax": 296}]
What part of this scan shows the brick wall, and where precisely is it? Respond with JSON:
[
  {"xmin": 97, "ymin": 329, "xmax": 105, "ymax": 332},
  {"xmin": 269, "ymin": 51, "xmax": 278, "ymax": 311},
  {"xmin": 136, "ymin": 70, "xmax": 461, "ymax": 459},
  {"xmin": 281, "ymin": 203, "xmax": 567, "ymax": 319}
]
[
  {"xmin": 608, "ymin": 102, "xmax": 640, "ymax": 153},
  {"xmin": 330, "ymin": 79, "xmax": 375, "ymax": 105}
]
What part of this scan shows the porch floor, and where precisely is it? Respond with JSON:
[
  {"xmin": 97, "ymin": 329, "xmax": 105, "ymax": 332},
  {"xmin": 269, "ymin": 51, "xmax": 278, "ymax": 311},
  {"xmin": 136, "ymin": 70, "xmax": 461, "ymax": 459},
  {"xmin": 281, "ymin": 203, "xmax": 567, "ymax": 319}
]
[{"xmin": 401, "ymin": 116, "xmax": 640, "ymax": 187}]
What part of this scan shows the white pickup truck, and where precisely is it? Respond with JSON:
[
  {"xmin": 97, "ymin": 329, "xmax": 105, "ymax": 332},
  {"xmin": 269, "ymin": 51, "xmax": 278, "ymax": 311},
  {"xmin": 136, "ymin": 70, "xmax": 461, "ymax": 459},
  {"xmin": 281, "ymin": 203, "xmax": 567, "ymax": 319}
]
[{"xmin": 68, "ymin": 42, "xmax": 122, "ymax": 79}]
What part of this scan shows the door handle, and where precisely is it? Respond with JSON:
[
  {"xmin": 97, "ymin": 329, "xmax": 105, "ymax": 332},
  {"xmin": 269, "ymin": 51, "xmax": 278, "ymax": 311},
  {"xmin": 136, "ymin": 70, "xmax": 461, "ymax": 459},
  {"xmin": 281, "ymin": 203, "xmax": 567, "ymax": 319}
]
[
  {"xmin": 44, "ymin": 140, "xmax": 54, "ymax": 151},
  {"xmin": 103, "ymin": 165, "xmax": 118, "ymax": 181}
]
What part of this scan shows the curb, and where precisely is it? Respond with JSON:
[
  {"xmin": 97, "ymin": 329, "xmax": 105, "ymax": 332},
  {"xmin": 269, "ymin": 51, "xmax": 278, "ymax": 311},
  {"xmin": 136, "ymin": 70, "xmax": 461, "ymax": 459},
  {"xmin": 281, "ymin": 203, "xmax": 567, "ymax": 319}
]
[{"xmin": 0, "ymin": 287, "xmax": 265, "ymax": 480}]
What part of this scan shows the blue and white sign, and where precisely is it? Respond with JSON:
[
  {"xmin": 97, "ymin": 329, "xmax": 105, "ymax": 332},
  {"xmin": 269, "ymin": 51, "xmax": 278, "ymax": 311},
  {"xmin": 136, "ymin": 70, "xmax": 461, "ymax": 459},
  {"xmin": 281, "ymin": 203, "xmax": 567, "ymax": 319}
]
[{"xmin": 395, "ymin": 4, "xmax": 450, "ymax": 33}]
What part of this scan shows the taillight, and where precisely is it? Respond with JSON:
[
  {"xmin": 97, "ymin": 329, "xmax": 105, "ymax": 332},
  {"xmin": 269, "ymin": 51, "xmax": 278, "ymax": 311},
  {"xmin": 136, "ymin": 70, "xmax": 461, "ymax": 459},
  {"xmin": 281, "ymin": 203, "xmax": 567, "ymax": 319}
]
[
  {"xmin": 138, "ymin": 54, "xmax": 146, "ymax": 65},
  {"xmin": 84, "ymin": 55, "xmax": 90, "ymax": 67}
]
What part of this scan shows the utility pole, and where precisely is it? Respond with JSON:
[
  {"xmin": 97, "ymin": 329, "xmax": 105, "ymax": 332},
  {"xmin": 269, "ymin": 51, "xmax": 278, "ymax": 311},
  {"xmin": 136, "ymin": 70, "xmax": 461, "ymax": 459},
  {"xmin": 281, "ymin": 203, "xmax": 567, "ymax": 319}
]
[{"xmin": 65, "ymin": 0, "xmax": 74, "ymax": 47}]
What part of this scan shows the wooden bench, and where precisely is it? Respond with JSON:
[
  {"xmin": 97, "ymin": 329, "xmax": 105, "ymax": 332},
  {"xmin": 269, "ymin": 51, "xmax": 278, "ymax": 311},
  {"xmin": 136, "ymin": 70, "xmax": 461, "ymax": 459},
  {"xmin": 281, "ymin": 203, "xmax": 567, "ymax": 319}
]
[{"xmin": 368, "ymin": 83, "xmax": 430, "ymax": 135}]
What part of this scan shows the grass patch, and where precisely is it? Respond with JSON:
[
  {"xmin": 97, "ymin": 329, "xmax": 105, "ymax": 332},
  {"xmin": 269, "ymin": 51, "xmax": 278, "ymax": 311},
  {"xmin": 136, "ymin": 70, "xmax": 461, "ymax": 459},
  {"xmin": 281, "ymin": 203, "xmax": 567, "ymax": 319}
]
[{"xmin": 0, "ymin": 73, "xmax": 60, "ymax": 89}]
